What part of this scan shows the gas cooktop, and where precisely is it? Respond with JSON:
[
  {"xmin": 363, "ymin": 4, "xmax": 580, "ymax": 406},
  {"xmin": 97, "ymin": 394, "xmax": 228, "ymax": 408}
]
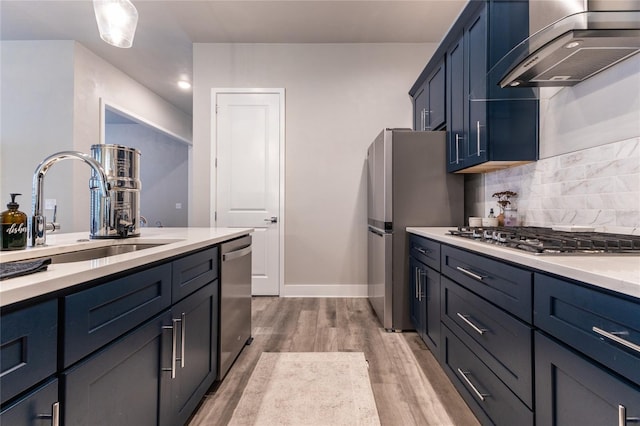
[{"xmin": 448, "ymin": 226, "xmax": 640, "ymax": 255}]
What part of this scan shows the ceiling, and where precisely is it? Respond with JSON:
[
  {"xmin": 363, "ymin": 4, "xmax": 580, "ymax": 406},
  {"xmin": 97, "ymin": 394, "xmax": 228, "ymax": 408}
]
[{"xmin": 0, "ymin": 0, "xmax": 467, "ymax": 115}]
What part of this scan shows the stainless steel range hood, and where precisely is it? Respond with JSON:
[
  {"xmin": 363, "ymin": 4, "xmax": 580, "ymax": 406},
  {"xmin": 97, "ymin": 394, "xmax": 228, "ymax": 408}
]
[{"xmin": 499, "ymin": 1, "xmax": 640, "ymax": 88}]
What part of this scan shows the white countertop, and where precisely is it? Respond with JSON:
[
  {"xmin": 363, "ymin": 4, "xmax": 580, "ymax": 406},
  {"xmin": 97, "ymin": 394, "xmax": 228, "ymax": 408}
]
[
  {"xmin": 407, "ymin": 227, "xmax": 640, "ymax": 300},
  {"xmin": 0, "ymin": 227, "xmax": 253, "ymax": 308}
]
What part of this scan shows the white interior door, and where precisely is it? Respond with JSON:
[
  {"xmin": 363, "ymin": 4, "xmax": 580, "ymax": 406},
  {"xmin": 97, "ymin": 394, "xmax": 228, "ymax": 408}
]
[{"xmin": 214, "ymin": 90, "xmax": 283, "ymax": 296}]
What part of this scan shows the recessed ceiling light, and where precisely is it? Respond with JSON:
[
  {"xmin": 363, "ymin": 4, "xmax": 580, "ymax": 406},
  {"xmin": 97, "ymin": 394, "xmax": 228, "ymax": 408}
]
[
  {"xmin": 177, "ymin": 80, "xmax": 191, "ymax": 90},
  {"xmin": 565, "ymin": 41, "xmax": 581, "ymax": 49},
  {"xmin": 509, "ymin": 81, "xmax": 521, "ymax": 87}
]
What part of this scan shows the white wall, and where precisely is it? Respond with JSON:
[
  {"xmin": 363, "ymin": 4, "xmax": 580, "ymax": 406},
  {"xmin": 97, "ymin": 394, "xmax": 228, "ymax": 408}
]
[
  {"xmin": 193, "ymin": 43, "xmax": 435, "ymax": 296},
  {"xmin": 0, "ymin": 40, "xmax": 192, "ymax": 233},
  {"xmin": 1, "ymin": 41, "xmax": 76, "ymax": 229},
  {"xmin": 483, "ymin": 54, "xmax": 640, "ymax": 232}
]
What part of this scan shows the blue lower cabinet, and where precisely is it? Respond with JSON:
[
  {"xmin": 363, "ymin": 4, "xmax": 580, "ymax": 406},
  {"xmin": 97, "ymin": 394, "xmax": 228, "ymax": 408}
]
[
  {"xmin": 410, "ymin": 257, "xmax": 441, "ymax": 359},
  {"xmin": 535, "ymin": 332, "xmax": 640, "ymax": 426},
  {"xmin": 534, "ymin": 273, "xmax": 640, "ymax": 387},
  {"xmin": 442, "ymin": 325, "xmax": 533, "ymax": 426},
  {"xmin": 169, "ymin": 282, "xmax": 219, "ymax": 426},
  {"xmin": 0, "ymin": 378, "xmax": 59, "ymax": 425},
  {"xmin": 441, "ymin": 277, "xmax": 533, "ymax": 407},
  {"xmin": 0, "ymin": 299, "xmax": 57, "ymax": 405},
  {"xmin": 63, "ymin": 312, "xmax": 172, "ymax": 426}
]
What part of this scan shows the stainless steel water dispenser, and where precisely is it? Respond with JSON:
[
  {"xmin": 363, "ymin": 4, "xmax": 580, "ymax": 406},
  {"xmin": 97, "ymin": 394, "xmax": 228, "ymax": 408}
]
[{"xmin": 90, "ymin": 144, "xmax": 141, "ymax": 238}]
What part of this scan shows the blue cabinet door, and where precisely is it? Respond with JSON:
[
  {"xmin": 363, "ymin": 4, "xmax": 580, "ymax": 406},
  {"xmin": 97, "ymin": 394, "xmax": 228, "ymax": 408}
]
[
  {"xmin": 427, "ymin": 60, "xmax": 446, "ymax": 130},
  {"xmin": 64, "ymin": 312, "xmax": 172, "ymax": 426},
  {"xmin": 422, "ymin": 263, "xmax": 441, "ymax": 358},
  {"xmin": 409, "ymin": 256, "xmax": 441, "ymax": 359},
  {"xmin": 536, "ymin": 332, "xmax": 640, "ymax": 426},
  {"xmin": 409, "ymin": 257, "xmax": 426, "ymax": 340},
  {"xmin": 465, "ymin": 8, "xmax": 488, "ymax": 167},
  {"xmin": 447, "ymin": 37, "xmax": 465, "ymax": 172},
  {"xmin": 169, "ymin": 282, "xmax": 219, "ymax": 426},
  {"xmin": 413, "ymin": 61, "xmax": 445, "ymax": 131},
  {"xmin": 413, "ymin": 84, "xmax": 428, "ymax": 130}
]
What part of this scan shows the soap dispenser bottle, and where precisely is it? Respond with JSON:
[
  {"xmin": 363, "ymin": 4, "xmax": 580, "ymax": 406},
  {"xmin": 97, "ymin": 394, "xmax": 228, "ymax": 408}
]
[{"xmin": 1, "ymin": 193, "xmax": 28, "ymax": 250}]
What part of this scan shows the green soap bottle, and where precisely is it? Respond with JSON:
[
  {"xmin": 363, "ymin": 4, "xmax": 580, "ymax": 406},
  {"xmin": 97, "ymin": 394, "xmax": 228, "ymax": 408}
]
[{"xmin": 1, "ymin": 193, "xmax": 28, "ymax": 251}]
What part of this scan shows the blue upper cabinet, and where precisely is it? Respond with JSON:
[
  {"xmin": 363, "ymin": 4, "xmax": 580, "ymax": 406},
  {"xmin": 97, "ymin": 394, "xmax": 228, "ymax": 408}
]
[
  {"xmin": 447, "ymin": 37, "xmax": 465, "ymax": 169},
  {"xmin": 413, "ymin": 83, "xmax": 429, "ymax": 130},
  {"xmin": 413, "ymin": 59, "xmax": 446, "ymax": 131},
  {"xmin": 411, "ymin": 0, "xmax": 539, "ymax": 173},
  {"xmin": 465, "ymin": 8, "xmax": 489, "ymax": 169}
]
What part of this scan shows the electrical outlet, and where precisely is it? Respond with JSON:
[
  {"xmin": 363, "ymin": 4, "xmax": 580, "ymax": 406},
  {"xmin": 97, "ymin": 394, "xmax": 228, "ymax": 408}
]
[{"xmin": 175, "ymin": 203, "xmax": 182, "ymax": 209}]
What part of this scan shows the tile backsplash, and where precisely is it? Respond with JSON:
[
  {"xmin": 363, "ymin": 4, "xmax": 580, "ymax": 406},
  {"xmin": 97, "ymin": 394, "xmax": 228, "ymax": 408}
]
[{"xmin": 484, "ymin": 137, "xmax": 640, "ymax": 234}]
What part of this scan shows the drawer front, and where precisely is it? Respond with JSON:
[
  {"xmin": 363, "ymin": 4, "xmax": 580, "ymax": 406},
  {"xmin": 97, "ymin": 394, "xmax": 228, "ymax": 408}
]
[
  {"xmin": 534, "ymin": 273, "xmax": 640, "ymax": 386},
  {"xmin": 409, "ymin": 234, "xmax": 440, "ymax": 271},
  {"xmin": 442, "ymin": 325, "xmax": 534, "ymax": 426},
  {"xmin": 441, "ymin": 245, "xmax": 532, "ymax": 322},
  {"xmin": 536, "ymin": 332, "xmax": 640, "ymax": 426},
  {"xmin": 64, "ymin": 263, "xmax": 172, "ymax": 367},
  {"xmin": 0, "ymin": 299, "xmax": 57, "ymax": 405},
  {"xmin": 441, "ymin": 277, "xmax": 533, "ymax": 407},
  {"xmin": 0, "ymin": 378, "xmax": 59, "ymax": 424},
  {"xmin": 172, "ymin": 247, "xmax": 218, "ymax": 303}
]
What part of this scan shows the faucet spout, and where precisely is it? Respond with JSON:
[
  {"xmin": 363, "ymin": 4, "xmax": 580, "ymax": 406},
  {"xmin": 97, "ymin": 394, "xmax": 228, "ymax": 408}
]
[{"xmin": 31, "ymin": 151, "xmax": 110, "ymax": 246}]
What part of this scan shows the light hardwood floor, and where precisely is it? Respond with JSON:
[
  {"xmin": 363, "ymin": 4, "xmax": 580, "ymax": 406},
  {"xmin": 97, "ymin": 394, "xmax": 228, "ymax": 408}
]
[{"xmin": 189, "ymin": 297, "xmax": 480, "ymax": 426}]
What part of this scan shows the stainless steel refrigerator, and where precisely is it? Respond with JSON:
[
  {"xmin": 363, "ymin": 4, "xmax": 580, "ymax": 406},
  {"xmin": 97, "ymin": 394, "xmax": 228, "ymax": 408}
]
[{"xmin": 367, "ymin": 129, "xmax": 463, "ymax": 331}]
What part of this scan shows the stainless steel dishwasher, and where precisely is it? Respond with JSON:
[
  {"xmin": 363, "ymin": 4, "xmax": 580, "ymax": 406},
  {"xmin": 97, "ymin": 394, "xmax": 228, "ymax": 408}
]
[{"xmin": 219, "ymin": 235, "xmax": 252, "ymax": 380}]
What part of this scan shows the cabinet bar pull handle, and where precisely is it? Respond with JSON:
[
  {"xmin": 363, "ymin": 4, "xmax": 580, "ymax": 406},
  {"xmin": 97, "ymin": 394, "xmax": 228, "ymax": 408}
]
[
  {"xmin": 593, "ymin": 326, "xmax": 640, "ymax": 354},
  {"xmin": 456, "ymin": 266, "xmax": 485, "ymax": 281},
  {"xmin": 457, "ymin": 313, "xmax": 487, "ymax": 335},
  {"xmin": 421, "ymin": 109, "xmax": 425, "ymax": 130},
  {"xmin": 415, "ymin": 247, "xmax": 431, "ymax": 255},
  {"xmin": 457, "ymin": 368, "xmax": 489, "ymax": 401},
  {"xmin": 181, "ymin": 312, "xmax": 186, "ymax": 368},
  {"xmin": 455, "ymin": 134, "xmax": 461, "ymax": 164},
  {"xmin": 52, "ymin": 402, "xmax": 60, "ymax": 426},
  {"xmin": 164, "ymin": 318, "xmax": 181, "ymax": 378},
  {"xmin": 476, "ymin": 121, "xmax": 481, "ymax": 156},
  {"xmin": 415, "ymin": 268, "xmax": 419, "ymax": 299},
  {"xmin": 617, "ymin": 405, "xmax": 638, "ymax": 426},
  {"xmin": 38, "ymin": 402, "xmax": 60, "ymax": 426},
  {"xmin": 418, "ymin": 270, "xmax": 423, "ymax": 302},
  {"xmin": 162, "ymin": 323, "xmax": 177, "ymax": 378}
]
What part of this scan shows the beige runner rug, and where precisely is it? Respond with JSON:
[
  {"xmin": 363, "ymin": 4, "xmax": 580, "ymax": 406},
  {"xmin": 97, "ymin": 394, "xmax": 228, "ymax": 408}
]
[{"xmin": 229, "ymin": 352, "xmax": 381, "ymax": 426}]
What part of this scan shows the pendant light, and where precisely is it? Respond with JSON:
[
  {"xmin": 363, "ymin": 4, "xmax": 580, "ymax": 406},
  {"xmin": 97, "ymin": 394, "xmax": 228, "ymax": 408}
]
[{"xmin": 93, "ymin": 0, "xmax": 139, "ymax": 48}]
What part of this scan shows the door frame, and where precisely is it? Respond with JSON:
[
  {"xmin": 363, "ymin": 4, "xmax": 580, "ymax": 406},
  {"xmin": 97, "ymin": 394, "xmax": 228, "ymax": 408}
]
[{"xmin": 210, "ymin": 88, "xmax": 286, "ymax": 296}]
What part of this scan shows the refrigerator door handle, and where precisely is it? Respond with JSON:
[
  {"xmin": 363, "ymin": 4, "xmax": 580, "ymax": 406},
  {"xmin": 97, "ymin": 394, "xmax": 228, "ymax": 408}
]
[{"xmin": 368, "ymin": 226, "xmax": 385, "ymax": 237}]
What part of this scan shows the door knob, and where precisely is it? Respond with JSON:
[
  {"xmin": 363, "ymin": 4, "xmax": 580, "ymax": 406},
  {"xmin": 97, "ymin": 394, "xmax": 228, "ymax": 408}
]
[{"xmin": 264, "ymin": 216, "xmax": 278, "ymax": 223}]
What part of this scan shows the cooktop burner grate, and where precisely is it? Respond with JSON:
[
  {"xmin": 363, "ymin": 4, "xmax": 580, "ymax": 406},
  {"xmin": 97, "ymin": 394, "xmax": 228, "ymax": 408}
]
[{"xmin": 448, "ymin": 226, "xmax": 640, "ymax": 255}]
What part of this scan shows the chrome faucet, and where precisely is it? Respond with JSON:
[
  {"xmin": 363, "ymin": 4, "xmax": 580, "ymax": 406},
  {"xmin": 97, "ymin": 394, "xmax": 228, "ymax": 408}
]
[{"xmin": 31, "ymin": 151, "xmax": 110, "ymax": 246}]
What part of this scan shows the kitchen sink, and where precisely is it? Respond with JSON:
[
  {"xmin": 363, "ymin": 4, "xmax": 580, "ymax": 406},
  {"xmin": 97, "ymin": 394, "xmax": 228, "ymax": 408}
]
[{"xmin": 37, "ymin": 243, "xmax": 166, "ymax": 264}]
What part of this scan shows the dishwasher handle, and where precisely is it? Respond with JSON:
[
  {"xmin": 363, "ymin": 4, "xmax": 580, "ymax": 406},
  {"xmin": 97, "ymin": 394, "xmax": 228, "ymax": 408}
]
[{"xmin": 222, "ymin": 245, "xmax": 252, "ymax": 261}]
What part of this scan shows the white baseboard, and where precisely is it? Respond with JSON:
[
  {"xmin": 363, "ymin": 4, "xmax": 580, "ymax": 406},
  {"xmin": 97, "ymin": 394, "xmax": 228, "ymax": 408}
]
[{"xmin": 282, "ymin": 284, "xmax": 368, "ymax": 298}]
